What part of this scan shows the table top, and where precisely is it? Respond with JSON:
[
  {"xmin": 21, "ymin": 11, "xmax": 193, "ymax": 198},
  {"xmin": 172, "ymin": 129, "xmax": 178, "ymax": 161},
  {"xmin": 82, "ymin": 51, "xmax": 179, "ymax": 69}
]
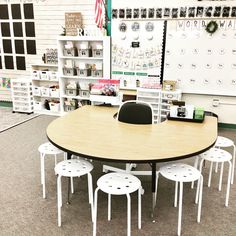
[{"xmin": 47, "ymin": 105, "xmax": 218, "ymax": 163}]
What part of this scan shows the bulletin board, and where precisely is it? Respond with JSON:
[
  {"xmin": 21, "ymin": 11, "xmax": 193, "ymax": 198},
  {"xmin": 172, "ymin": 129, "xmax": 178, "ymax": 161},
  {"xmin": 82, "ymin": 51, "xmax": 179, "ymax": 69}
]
[
  {"xmin": 111, "ymin": 4, "xmax": 165, "ymax": 90},
  {"xmin": 163, "ymin": 19, "xmax": 236, "ymax": 96}
]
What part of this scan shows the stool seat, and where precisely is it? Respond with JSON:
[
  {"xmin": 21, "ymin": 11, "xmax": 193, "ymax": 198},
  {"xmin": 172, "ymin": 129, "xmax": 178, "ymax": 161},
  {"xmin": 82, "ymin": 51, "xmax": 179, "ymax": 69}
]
[
  {"xmin": 199, "ymin": 148, "xmax": 232, "ymax": 162},
  {"xmin": 160, "ymin": 163, "xmax": 201, "ymax": 183},
  {"xmin": 215, "ymin": 136, "xmax": 234, "ymax": 148},
  {"xmin": 38, "ymin": 142, "xmax": 63, "ymax": 155},
  {"xmin": 55, "ymin": 159, "xmax": 93, "ymax": 177},
  {"xmin": 97, "ymin": 172, "xmax": 141, "ymax": 195},
  {"xmin": 93, "ymin": 172, "xmax": 142, "ymax": 236}
]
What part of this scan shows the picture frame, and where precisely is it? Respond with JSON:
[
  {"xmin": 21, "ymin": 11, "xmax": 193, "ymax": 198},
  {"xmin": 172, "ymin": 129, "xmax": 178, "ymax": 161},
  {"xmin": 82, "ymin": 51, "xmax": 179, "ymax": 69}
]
[
  {"xmin": 156, "ymin": 8, "xmax": 162, "ymax": 18},
  {"xmin": 180, "ymin": 7, "xmax": 187, "ymax": 18}
]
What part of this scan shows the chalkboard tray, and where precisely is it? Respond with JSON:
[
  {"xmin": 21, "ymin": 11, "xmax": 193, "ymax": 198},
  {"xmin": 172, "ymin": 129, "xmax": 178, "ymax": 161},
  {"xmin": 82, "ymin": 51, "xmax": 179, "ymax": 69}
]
[{"xmin": 167, "ymin": 113, "xmax": 205, "ymax": 123}]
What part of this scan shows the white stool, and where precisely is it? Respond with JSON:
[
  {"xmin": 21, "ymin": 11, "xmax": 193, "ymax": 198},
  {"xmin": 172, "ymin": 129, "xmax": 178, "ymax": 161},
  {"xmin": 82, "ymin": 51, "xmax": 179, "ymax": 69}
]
[
  {"xmin": 93, "ymin": 172, "xmax": 142, "ymax": 236},
  {"xmin": 55, "ymin": 159, "xmax": 93, "ymax": 227},
  {"xmin": 214, "ymin": 136, "xmax": 235, "ymax": 184},
  {"xmin": 198, "ymin": 148, "xmax": 232, "ymax": 207},
  {"xmin": 157, "ymin": 163, "xmax": 203, "ymax": 236},
  {"xmin": 38, "ymin": 142, "xmax": 65, "ymax": 198}
]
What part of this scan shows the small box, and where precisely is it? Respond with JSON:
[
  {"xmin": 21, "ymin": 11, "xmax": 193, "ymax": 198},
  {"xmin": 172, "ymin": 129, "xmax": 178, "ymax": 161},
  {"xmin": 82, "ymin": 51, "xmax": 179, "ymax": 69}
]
[
  {"xmin": 40, "ymin": 71, "xmax": 50, "ymax": 80},
  {"xmin": 66, "ymin": 89, "xmax": 78, "ymax": 96},
  {"xmin": 41, "ymin": 87, "xmax": 50, "ymax": 97},
  {"xmin": 92, "ymin": 49, "xmax": 103, "ymax": 58},
  {"xmin": 91, "ymin": 69, "xmax": 103, "ymax": 77},
  {"xmin": 79, "ymin": 89, "xmax": 90, "ymax": 97},
  {"xmin": 63, "ymin": 67, "xmax": 76, "ymax": 76},
  {"xmin": 77, "ymin": 68, "xmax": 91, "ymax": 77},
  {"xmin": 49, "ymin": 102, "xmax": 60, "ymax": 112},
  {"xmin": 162, "ymin": 80, "xmax": 176, "ymax": 91},
  {"xmin": 32, "ymin": 70, "xmax": 40, "ymax": 80},
  {"xmin": 33, "ymin": 86, "xmax": 41, "ymax": 96},
  {"xmin": 64, "ymin": 47, "xmax": 77, "ymax": 57},
  {"xmin": 64, "ymin": 105, "xmax": 77, "ymax": 112},
  {"xmin": 49, "ymin": 88, "xmax": 60, "ymax": 97}
]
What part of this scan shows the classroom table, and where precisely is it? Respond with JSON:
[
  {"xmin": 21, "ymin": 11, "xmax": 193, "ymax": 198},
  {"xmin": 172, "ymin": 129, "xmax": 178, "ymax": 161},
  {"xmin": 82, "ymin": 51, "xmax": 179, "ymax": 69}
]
[{"xmin": 46, "ymin": 105, "xmax": 218, "ymax": 216}]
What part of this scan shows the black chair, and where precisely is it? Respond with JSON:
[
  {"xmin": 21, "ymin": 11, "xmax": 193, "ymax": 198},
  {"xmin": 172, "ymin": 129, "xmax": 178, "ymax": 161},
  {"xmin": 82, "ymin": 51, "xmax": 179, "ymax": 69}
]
[
  {"xmin": 117, "ymin": 100, "xmax": 153, "ymax": 125},
  {"xmin": 103, "ymin": 100, "xmax": 153, "ymax": 173}
]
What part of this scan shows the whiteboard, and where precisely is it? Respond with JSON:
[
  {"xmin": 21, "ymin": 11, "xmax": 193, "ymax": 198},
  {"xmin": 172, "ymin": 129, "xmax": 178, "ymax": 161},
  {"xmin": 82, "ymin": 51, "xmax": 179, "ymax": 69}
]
[{"xmin": 163, "ymin": 20, "xmax": 236, "ymax": 96}]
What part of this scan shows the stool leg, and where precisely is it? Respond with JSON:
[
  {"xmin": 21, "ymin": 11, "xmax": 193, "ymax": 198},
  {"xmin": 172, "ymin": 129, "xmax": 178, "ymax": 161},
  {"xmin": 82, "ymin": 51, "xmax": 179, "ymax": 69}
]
[
  {"xmin": 225, "ymin": 161, "xmax": 232, "ymax": 207},
  {"xmin": 231, "ymin": 145, "xmax": 235, "ymax": 184},
  {"xmin": 219, "ymin": 162, "xmax": 224, "ymax": 191},
  {"xmin": 87, "ymin": 173, "xmax": 94, "ymax": 221},
  {"xmin": 197, "ymin": 175, "xmax": 203, "ymax": 223},
  {"xmin": 40, "ymin": 153, "xmax": 46, "ymax": 199},
  {"xmin": 191, "ymin": 156, "xmax": 199, "ymax": 189},
  {"xmin": 54, "ymin": 154, "xmax": 57, "ymax": 166},
  {"xmin": 195, "ymin": 176, "xmax": 200, "ymax": 204},
  {"xmin": 177, "ymin": 182, "xmax": 183, "ymax": 236},
  {"xmin": 215, "ymin": 162, "xmax": 218, "ymax": 173},
  {"xmin": 197, "ymin": 158, "xmax": 205, "ymax": 204},
  {"xmin": 57, "ymin": 175, "xmax": 62, "ymax": 227},
  {"xmin": 138, "ymin": 186, "xmax": 142, "ymax": 229},
  {"xmin": 93, "ymin": 188, "xmax": 99, "ymax": 236},
  {"xmin": 108, "ymin": 194, "xmax": 111, "ymax": 221},
  {"xmin": 126, "ymin": 194, "xmax": 131, "ymax": 236},
  {"xmin": 208, "ymin": 162, "xmax": 213, "ymax": 187},
  {"xmin": 174, "ymin": 181, "xmax": 178, "ymax": 207},
  {"xmin": 70, "ymin": 177, "xmax": 74, "ymax": 194}
]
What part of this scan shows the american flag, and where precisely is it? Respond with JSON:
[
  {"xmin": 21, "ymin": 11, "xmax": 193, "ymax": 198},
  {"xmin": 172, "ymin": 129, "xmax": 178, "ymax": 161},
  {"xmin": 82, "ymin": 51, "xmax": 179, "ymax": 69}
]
[{"xmin": 95, "ymin": 0, "xmax": 104, "ymax": 29}]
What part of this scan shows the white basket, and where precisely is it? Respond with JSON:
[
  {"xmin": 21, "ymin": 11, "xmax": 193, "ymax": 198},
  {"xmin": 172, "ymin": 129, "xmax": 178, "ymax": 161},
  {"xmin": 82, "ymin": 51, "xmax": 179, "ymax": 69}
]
[
  {"xmin": 40, "ymin": 71, "xmax": 50, "ymax": 80},
  {"xmin": 49, "ymin": 102, "xmax": 60, "ymax": 112},
  {"xmin": 41, "ymin": 87, "xmax": 50, "ymax": 97},
  {"xmin": 33, "ymin": 86, "xmax": 41, "ymax": 96},
  {"xmin": 32, "ymin": 70, "xmax": 40, "ymax": 80},
  {"xmin": 49, "ymin": 88, "xmax": 60, "ymax": 97},
  {"xmin": 34, "ymin": 101, "xmax": 43, "ymax": 111},
  {"xmin": 49, "ymin": 71, "xmax": 58, "ymax": 81}
]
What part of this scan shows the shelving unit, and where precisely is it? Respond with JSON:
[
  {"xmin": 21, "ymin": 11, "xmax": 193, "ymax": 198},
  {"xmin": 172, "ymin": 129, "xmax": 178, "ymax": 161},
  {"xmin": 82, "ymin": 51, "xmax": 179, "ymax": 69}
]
[
  {"xmin": 31, "ymin": 64, "xmax": 61, "ymax": 116},
  {"xmin": 57, "ymin": 36, "xmax": 116, "ymax": 112},
  {"xmin": 160, "ymin": 90, "xmax": 182, "ymax": 121},
  {"xmin": 11, "ymin": 78, "xmax": 34, "ymax": 114},
  {"xmin": 137, "ymin": 88, "xmax": 182, "ymax": 123}
]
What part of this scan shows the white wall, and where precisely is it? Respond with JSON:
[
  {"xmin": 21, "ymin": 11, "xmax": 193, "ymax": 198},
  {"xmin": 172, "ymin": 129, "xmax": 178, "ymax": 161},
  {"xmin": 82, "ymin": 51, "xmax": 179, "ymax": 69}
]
[{"xmin": 0, "ymin": 0, "xmax": 97, "ymax": 101}]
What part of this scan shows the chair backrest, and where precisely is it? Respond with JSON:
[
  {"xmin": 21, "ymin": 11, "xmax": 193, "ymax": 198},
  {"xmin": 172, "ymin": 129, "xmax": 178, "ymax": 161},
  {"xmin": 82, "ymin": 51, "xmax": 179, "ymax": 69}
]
[{"xmin": 117, "ymin": 100, "xmax": 153, "ymax": 124}]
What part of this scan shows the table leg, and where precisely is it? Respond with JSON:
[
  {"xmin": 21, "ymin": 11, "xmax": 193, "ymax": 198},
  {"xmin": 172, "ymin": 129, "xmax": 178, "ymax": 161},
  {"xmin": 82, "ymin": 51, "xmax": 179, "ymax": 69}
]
[
  {"xmin": 67, "ymin": 152, "xmax": 72, "ymax": 204},
  {"xmin": 151, "ymin": 162, "xmax": 156, "ymax": 220}
]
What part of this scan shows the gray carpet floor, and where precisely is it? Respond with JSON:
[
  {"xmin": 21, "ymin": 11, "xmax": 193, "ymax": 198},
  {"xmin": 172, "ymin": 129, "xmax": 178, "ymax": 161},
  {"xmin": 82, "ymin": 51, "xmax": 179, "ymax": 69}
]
[
  {"xmin": 0, "ymin": 107, "xmax": 38, "ymax": 133},
  {"xmin": 0, "ymin": 115, "xmax": 235, "ymax": 236}
]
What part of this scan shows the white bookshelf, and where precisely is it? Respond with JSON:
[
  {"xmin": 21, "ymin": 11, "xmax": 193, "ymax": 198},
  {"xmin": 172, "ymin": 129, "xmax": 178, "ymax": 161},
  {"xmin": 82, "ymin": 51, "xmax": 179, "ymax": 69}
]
[
  {"xmin": 57, "ymin": 36, "xmax": 113, "ymax": 112},
  {"xmin": 31, "ymin": 64, "xmax": 61, "ymax": 116}
]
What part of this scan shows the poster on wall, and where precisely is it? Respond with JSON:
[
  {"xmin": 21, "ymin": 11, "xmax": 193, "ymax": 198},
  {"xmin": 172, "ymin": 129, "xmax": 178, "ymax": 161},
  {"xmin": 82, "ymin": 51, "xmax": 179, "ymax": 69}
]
[
  {"xmin": 163, "ymin": 19, "xmax": 236, "ymax": 96},
  {"xmin": 65, "ymin": 12, "xmax": 83, "ymax": 36}
]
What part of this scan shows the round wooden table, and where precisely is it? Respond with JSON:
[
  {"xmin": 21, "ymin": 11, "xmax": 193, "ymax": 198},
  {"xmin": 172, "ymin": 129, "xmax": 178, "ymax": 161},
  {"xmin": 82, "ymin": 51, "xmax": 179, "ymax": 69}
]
[{"xmin": 47, "ymin": 105, "xmax": 218, "ymax": 215}]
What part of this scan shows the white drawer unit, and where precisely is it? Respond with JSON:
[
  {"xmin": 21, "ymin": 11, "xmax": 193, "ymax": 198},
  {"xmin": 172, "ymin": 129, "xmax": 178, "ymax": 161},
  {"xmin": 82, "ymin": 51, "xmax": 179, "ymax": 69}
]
[
  {"xmin": 137, "ymin": 88, "xmax": 182, "ymax": 123},
  {"xmin": 11, "ymin": 78, "xmax": 34, "ymax": 114},
  {"xmin": 160, "ymin": 90, "xmax": 182, "ymax": 121},
  {"xmin": 137, "ymin": 88, "xmax": 161, "ymax": 124}
]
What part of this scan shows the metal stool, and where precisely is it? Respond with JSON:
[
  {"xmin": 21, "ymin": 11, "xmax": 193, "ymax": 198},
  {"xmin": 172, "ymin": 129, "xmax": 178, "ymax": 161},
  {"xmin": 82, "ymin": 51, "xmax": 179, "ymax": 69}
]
[
  {"xmin": 93, "ymin": 172, "xmax": 142, "ymax": 236},
  {"xmin": 214, "ymin": 136, "xmax": 235, "ymax": 184},
  {"xmin": 38, "ymin": 142, "xmax": 65, "ymax": 198},
  {"xmin": 157, "ymin": 163, "xmax": 203, "ymax": 236},
  {"xmin": 198, "ymin": 147, "xmax": 232, "ymax": 206},
  {"xmin": 55, "ymin": 159, "xmax": 93, "ymax": 227}
]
